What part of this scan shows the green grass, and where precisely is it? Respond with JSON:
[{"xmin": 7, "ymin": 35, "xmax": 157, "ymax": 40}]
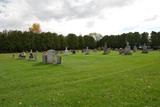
[{"xmin": 0, "ymin": 51, "xmax": 160, "ymax": 107}]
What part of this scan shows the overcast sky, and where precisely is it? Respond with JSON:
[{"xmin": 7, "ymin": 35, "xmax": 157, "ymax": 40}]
[{"xmin": 0, "ymin": 0, "xmax": 160, "ymax": 35}]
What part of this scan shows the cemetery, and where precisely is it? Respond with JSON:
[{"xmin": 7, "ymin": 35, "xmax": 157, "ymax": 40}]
[
  {"xmin": 0, "ymin": 49, "xmax": 160, "ymax": 107},
  {"xmin": 0, "ymin": 2, "xmax": 160, "ymax": 105},
  {"xmin": 0, "ymin": 27, "xmax": 160, "ymax": 107},
  {"xmin": 0, "ymin": 25, "xmax": 160, "ymax": 107}
]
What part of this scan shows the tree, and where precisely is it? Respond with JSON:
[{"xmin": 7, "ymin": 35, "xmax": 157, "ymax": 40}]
[
  {"xmin": 151, "ymin": 31, "xmax": 160, "ymax": 49},
  {"xmin": 29, "ymin": 23, "xmax": 41, "ymax": 33},
  {"xmin": 141, "ymin": 32, "xmax": 149, "ymax": 45},
  {"xmin": 78, "ymin": 35, "xmax": 84, "ymax": 49},
  {"xmin": 58, "ymin": 34, "xmax": 67, "ymax": 50},
  {"xmin": 83, "ymin": 35, "xmax": 96, "ymax": 49},
  {"xmin": 66, "ymin": 33, "xmax": 78, "ymax": 49},
  {"xmin": 88, "ymin": 32, "xmax": 102, "ymax": 41}
]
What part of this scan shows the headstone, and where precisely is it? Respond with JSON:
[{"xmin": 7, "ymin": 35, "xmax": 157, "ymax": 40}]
[
  {"xmin": 119, "ymin": 48, "xmax": 124, "ymax": 55},
  {"xmin": 18, "ymin": 52, "xmax": 26, "ymax": 59},
  {"xmin": 82, "ymin": 49, "xmax": 84, "ymax": 53},
  {"xmin": 60, "ymin": 51, "xmax": 63, "ymax": 54},
  {"xmin": 12, "ymin": 53, "xmax": 15, "ymax": 58},
  {"xmin": 29, "ymin": 50, "xmax": 34, "ymax": 60},
  {"xmin": 34, "ymin": 51, "xmax": 38, "ymax": 61},
  {"xmin": 142, "ymin": 44, "xmax": 148, "ymax": 53},
  {"xmin": 71, "ymin": 50, "xmax": 76, "ymax": 54},
  {"xmin": 124, "ymin": 42, "xmax": 132, "ymax": 55},
  {"xmin": 133, "ymin": 46, "xmax": 137, "ymax": 52},
  {"xmin": 47, "ymin": 49, "xmax": 56, "ymax": 64},
  {"xmin": 93, "ymin": 49, "xmax": 98, "ymax": 53},
  {"xmin": 64, "ymin": 47, "xmax": 69, "ymax": 55},
  {"xmin": 85, "ymin": 47, "xmax": 89, "ymax": 55},
  {"xmin": 54, "ymin": 55, "xmax": 61, "ymax": 64},
  {"xmin": 103, "ymin": 42, "xmax": 110, "ymax": 55},
  {"xmin": 42, "ymin": 51, "xmax": 47, "ymax": 64}
]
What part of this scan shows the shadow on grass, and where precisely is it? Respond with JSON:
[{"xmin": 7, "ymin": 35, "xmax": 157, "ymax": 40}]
[{"xmin": 32, "ymin": 62, "xmax": 62, "ymax": 67}]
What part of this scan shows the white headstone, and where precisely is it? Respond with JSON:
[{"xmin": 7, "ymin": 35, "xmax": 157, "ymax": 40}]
[{"xmin": 64, "ymin": 47, "xmax": 69, "ymax": 55}]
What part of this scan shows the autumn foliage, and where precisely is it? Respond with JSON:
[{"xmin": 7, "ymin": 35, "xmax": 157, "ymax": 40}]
[{"xmin": 29, "ymin": 23, "xmax": 41, "ymax": 33}]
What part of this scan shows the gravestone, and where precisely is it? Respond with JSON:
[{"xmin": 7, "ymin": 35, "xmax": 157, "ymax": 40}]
[
  {"xmin": 47, "ymin": 49, "xmax": 56, "ymax": 64},
  {"xmin": 33, "ymin": 51, "xmax": 38, "ymax": 61},
  {"xmin": 85, "ymin": 47, "xmax": 89, "ymax": 55},
  {"xmin": 64, "ymin": 47, "xmax": 69, "ymax": 55},
  {"xmin": 124, "ymin": 42, "xmax": 132, "ymax": 55},
  {"xmin": 29, "ymin": 50, "xmax": 34, "ymax": 60},
  {"xmin": 103, "ymin": 42, "xmax": 110, "ymax": 55},
  {"xmin": 82, "ymin": 49, "xmax": 84, "ymax": 53},
  {"xmin": 93, "ymin": 49, "xmax": 98, "ymax": 53},
  {"xmin": 12, "ymin": 53, "xmax": 15, "ymax": 58},
  {"xmin": 119, "ymin": 48, "xmax": 124, "ymax": 55},
  {"xmin": 54, "ymin": 55, "xmax": 61, "ymax": 64},
  {"xmin": 142, "ymin": 44, "xmax": 148, "ymax": 53},
  {"xmin": 71, "ymin": 50, "xmax": 76, "ymax": 54},
  {"xmin": 42, "ymin": 51, "xmax": 47, "ymax": 64},
  {"xmin": 133, "ymin": 46, "xmax": 137, "ymax": 52},
  {"xmin": 18, "ymin": 52, "xmax": 26, "ymax": 59}
]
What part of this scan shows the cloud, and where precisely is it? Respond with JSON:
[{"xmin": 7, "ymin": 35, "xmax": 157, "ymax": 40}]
[
  {"xmin": 22, "ymin": 0, "xmax": 135, "ymax": 21},
  {"xmin": 0, "ymin": 0, "xmax": 160, "ymax": 35},
  {"xmin": 144, "ymin": 15, "xmax": 159, "ymax": 22}
]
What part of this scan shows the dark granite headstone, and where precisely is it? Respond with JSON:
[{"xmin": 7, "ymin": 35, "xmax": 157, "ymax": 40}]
[{"xmin": 71, "ymin": 50, "xmax": 76, "ymax": 54}]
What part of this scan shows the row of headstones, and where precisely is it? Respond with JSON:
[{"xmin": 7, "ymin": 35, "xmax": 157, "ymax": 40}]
[
  {"xmin": 13, "ymin": 49, "xmax": 62, "ymax": 64},
  {"xmin": 118, "ymin": 42, "xmax": 148, "ymax": 55},
  {"xmin": 16, "ymin": 50, "xmax": 38, "ymax": 61}
]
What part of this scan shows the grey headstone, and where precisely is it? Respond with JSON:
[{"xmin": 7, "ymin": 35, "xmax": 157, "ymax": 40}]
[
  {"xmin": 142, "ymin": 44, "xmax": 148, "ymax": 53},
  {"xmin": 47, "ymin": 49, "xmax": 56, "ymax": 64},
  {"xmin": 124, "ymin": 42, "xmax": 132, "ymax": 55},
  {"xmin": 54, "ymin": 55, "xmax": 61, "ymax": 64},
  {"xmin": 42, "ymin": 51, "xmax": 48, "ymax": 64},
  {"xmin": 85, "ymin": 47, "xmax": 89, "ymax": 55},
  {"xmin": 103, "ymin": 42, "xmax": 110, "ymax": 55},
  {"xmin": 133, "ymin": 46, "xmax": 137, "ymax": 52},
  {"xmin": 119, "ymin": 48, "xmax": 124, "ymax": 55}
]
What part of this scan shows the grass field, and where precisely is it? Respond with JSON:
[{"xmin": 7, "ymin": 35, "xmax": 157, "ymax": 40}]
[{"xmin": 0, "ymin": 51, "xmax": 160, "ymax": 107}]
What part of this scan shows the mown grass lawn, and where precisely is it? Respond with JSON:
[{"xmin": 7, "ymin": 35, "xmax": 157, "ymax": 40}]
[{"xmin": 0, "ymin": 51, "xmax": 160, "ymax": 107}]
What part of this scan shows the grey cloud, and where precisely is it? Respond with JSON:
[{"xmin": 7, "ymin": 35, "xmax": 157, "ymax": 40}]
[
  {"xmin": 25, "ymin": 0, "xmax": 135, "ymax": 21},
  {"xmin": 144, "ymin": 15, "xmax": 159, "ymax": 22},
  {"xmin": 0, "ymin": 0, "xmax": 135, "ymax": 31}
]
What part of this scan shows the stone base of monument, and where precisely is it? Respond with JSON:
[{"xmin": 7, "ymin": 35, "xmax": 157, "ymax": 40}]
[
  {"xmin": 84, "ymin": 50, "xmax": 89, "ymax": 55},
  {"xmin": 119, "ymin": 49, "xmax": 132, "ymax": 55},
  {"xmin": 103, "ymin": 49, "xmax": 110, "ymax": 55},
  {"xmin": 124, "ymin": 51, "xmax": 132, "ymax": 55},
  {"xmin": 85, "ymin": 52, "xmax": 89, "ymax": 55}
]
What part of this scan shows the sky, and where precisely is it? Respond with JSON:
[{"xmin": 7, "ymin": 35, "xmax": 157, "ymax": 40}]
[{"xmin": 0, "ymin": 0, "xmax": 160, "ymax": 35}]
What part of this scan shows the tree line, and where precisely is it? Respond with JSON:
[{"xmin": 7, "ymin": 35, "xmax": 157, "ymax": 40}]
[{"xmin": 0, "ymin": 31, "xmax": 160, "ymax": 53}]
